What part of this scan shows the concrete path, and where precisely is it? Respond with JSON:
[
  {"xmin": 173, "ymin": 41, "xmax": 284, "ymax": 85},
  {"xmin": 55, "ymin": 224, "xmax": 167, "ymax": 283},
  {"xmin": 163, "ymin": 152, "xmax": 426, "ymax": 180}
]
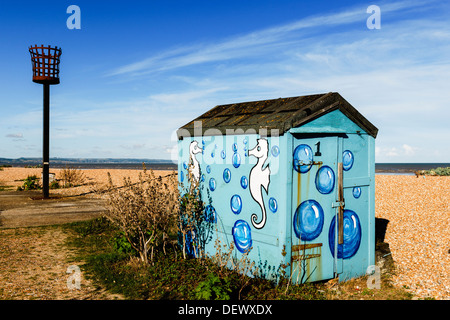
[{"xmin": 0, "ymin": 191, "xmax": 106, "ymax": 228}]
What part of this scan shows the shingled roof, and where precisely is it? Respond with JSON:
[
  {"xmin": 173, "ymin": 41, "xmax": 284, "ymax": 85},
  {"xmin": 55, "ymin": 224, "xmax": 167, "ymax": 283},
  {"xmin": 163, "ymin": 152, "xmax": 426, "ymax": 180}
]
[{"xmin": 177, "ymin": 92, "xmax": 378, "ymax": 139}]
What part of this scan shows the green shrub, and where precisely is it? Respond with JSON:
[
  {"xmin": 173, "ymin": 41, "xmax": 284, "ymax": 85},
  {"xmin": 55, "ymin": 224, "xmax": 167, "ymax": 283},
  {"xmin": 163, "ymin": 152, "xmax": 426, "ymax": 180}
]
[
  {"xmin": 193, "ymin": 274, "xmax": 233, "ymax": 300},
  {"xmin": 17, "ymin": 175, "xmax": 41, "ymax": 191},
  {"xmin": 50, "ymin": 180, "xmax": 60, "ymax": 189},
  {"xmin": 113, "ymin": 232, "xmax": 138, "ymax": 256},
  {"xmin": 425, "ymin": 167, "xmax": 450, "ymax": 176}
]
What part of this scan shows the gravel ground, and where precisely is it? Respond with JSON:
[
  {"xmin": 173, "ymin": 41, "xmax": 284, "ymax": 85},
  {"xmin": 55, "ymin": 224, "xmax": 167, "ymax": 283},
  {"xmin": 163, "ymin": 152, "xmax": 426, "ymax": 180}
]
[{"xmin": 375, "ymin": 175, "xmax": 450, "ymax": 300}]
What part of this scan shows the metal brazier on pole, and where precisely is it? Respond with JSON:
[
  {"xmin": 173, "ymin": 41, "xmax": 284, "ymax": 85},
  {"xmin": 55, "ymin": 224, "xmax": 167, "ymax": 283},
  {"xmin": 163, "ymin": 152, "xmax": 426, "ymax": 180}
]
[{"xmin": 29, "ymin": 45, "xmax": 62, "ymax": 198}]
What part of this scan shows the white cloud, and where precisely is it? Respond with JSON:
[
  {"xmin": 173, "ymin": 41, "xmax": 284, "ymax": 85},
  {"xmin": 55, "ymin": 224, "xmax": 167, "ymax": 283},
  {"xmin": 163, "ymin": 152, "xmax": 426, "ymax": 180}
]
[
  {"xmin": 108, "ymin": 0, "xmax": 427, "ymax": 78},
  {"xmin": 5, "ymin": 133, "xmax": 23, "ymax": 138},
  {"xmin": 402, "ymin": 144, "xmax": 416, "ymax": 156},
  {"xmin": 375, "ymin": 144, "xmax": 425, "ymax": 162},
  {"xmin": 120, "ymin": 143, "xmax": 146, "ymax": 150}
]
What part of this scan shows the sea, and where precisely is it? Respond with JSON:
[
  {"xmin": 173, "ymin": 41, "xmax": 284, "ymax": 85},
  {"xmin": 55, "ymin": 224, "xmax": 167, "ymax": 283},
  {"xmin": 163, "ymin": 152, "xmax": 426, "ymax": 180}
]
[
  {"xmin": 1, "ymin": 159, "xmax": 449, "ymax": 175},
  {"xmin": 374, "ymin": 163, "xmax": 450, "ymax": 175}
]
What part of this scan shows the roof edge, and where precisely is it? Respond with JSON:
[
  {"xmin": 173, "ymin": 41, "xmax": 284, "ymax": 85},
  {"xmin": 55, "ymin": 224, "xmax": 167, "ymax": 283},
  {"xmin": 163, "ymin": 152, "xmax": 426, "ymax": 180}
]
[{"xmin": 177, "ymin": 92, "xmax": 378, "ymax": 140}]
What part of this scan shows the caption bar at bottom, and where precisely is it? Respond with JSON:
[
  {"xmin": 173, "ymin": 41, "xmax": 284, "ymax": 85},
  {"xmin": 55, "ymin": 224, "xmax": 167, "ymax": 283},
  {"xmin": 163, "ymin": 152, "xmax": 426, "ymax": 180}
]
[{"xmin": 178, "ymin": 303, "xmax": 272, "ymax": 317}]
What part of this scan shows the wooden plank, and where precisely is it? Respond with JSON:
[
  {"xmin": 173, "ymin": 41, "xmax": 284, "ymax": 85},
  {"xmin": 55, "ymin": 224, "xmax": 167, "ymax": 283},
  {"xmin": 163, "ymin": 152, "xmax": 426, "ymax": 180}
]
[
  {"xmin": 292, "ymin": 243, "xmax": 323, "ymax": 252},
  {"xmin": 338, "ymin": 162, "xmax": 344, "ymax": 245},
  {"xmin": 291, "ymin": 253, "xmax": 321, "ymax": 261}
]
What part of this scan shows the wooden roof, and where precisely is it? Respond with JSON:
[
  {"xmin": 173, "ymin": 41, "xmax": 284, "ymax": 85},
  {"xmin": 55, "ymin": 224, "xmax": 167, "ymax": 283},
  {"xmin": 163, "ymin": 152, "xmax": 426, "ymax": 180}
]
[{"xmin": 177, "ymin": 92, "xmax": 378, "ymax": 139}]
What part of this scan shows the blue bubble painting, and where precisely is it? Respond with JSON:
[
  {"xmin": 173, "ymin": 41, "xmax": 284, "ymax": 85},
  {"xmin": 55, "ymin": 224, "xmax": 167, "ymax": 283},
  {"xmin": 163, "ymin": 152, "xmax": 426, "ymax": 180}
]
[
  {"xmin": 240, "ymin": 175, "xmax": 248, "ymax": 189},
  {"xmin": 353, "ymin": 186, "xmax": 361, "ymax": 199},
  {"xmin": 232, "ymin": 219, "xmax": 252, "ymax": 253},
  {"xmin": 328, "ymin": 209, "xmax": 362, "ymax": 259},
  {"xmin": 223, "ymin": 168, "xmax": 231, "ymax": 183},
  {"xmin": 315, "ymin": 165, "xmax": 335, "ymax": 194},
  {"xmin": 342, "ymin": 150, "xmax": 354, "ymax": 171},
  {"xmin": 293, "ymin": 200, "xmax": 324, "ymax": 241},
  {"xmin": 269, "ymin": 197, "xmax": 278, "ymax": 213},
  {"xmin": 204, "ymin": 205, "xmax": 217, "ymax": 223},
  {"xmin": 230, "ymin": 194, "xmax": 242, "ymax": 214},
  {"xmin": 209, "ymin": 178, "xmax": 216, "ymax": 191},
  {"xmin": 271, "ymin": 145, "xmax": 280, "ymax": 157},
  {"xmin": 184, "ymin": 229, "xmax": 198, "ymax": 258},
  {"xmin": 232, "ymin": 153, "xmax": 241, "ymax": 168},
  {"xmin": 293, "ymin": 144, "xmax": 313, "ymax": 173}
]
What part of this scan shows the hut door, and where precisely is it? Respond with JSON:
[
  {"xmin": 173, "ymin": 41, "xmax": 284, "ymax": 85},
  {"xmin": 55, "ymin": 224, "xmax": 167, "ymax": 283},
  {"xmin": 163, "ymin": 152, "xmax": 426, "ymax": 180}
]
[{"xmin": 291, "ymin": 135, "xmax": 343, "ymax": 283}]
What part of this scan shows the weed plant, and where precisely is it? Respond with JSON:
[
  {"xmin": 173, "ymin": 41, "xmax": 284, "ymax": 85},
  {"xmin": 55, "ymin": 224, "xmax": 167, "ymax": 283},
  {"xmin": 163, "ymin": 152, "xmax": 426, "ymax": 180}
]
[
  {"xmin": 102, "ymin": 167, "xmax": 179, "ymax": 264},
  {"xmin": 17, "ymin": 175, "xmax": 41, "ymax": 191},
  {"xmin": 58, "ymin": 166, "xmax": 86, "ymax": 187},
  {"xmin": 424, "ymin": 167, "xmax": 450, "ymax": 176}
]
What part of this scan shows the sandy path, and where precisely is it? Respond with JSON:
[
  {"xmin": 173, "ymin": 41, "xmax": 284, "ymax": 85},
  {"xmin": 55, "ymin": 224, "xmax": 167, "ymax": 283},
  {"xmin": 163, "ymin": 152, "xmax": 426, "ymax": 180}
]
[{"xmin": 0, "ymin": 226, "xmax": 123, "ymax": 300}]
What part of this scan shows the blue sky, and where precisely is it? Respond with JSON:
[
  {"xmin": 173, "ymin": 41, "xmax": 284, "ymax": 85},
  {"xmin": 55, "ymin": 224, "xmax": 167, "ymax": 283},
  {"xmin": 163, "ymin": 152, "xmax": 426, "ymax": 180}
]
[{"xmin": 0, "ymin": 0, "xmax": 449, "ymax": 163}]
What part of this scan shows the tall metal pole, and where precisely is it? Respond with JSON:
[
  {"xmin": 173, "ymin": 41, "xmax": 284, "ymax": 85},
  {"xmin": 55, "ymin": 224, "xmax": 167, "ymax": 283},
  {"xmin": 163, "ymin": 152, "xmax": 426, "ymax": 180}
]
[
  {"xmin": 43, "ymin": 83, "xmax": 50, "ymax": 198},
  {"xmin": 29, "ymin": 44, "xmax": 61, "ymax": 199}
]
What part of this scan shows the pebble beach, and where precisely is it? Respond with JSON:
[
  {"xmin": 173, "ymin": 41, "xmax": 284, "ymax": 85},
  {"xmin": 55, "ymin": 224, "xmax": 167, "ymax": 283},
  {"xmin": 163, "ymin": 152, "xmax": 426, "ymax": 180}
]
[
  {"xmin": 1, "ymin": 167, "xmax": 449, "ymax": 299},
  {"xmin": 376, "ymin": 174, "xmax": 450, "ymax": 300}
]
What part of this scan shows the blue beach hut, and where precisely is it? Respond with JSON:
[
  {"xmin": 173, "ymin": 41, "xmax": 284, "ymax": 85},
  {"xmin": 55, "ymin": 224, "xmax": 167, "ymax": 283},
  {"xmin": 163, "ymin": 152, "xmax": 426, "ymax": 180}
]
[{"xmin": 177, "ymin": 92, "xmax": 378, "ymax": 283}]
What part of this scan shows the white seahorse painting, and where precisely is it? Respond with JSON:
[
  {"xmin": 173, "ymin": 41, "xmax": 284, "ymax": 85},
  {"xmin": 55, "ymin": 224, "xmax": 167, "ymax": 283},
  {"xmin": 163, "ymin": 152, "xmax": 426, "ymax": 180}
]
[
  {"xmin": 248, "ymin": 138, "xmax": 271, "ymax": 229},
  {"xmin": 188, "ymin": 140, "xmax": 203, "ymax": 182}
]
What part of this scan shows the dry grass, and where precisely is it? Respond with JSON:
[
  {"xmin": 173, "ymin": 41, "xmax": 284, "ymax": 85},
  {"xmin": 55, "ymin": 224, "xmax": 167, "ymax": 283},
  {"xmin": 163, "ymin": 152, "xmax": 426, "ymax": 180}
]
[{"xmin": 58, "ymin": 167, "xmax": 86, "ymax": 187}]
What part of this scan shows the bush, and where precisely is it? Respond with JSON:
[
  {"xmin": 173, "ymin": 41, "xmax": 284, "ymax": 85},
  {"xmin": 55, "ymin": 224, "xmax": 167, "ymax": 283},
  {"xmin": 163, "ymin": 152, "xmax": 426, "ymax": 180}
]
[
  {"xmin": 102, "ymin": 167, "xmax": 179, "ymax": 264},
  {"xmin": 177, "ymin": 164, "xmax": 215, "ymax": 260},
  {"xmin": 178, "ymin": 179, "xmax": 207, "ymax": 259},
  {"xmin": 58, "ymin": 166, "xmax": 85, "ymax": 187},
  {"xmin": 425, "ymin": 167, "xmax": 450, "ymax": 176},
  {"xmin": 194, "ymin": 274, "xmax": 233, "ymax": 300},
  {"xmin": 17, "ymin": 175, "xmax": 41, "ymax": 191},
  {"xmin": 113, "ymin": 231, "xmax": 138, "ymax": 256},
  {"xmin": 50, "ymin": 180, "xmax": 60, "ymax": 189}
]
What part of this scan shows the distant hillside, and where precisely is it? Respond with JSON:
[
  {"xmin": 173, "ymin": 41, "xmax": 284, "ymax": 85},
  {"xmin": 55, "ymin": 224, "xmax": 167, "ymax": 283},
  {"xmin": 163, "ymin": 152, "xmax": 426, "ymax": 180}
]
[
  {"xmin": 0, "ymin": 157, "xmax": 177, "ymax": 169},
  {"xmin": 0, "ymin": 157, "xmax": 173, "ymax": 164}
]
